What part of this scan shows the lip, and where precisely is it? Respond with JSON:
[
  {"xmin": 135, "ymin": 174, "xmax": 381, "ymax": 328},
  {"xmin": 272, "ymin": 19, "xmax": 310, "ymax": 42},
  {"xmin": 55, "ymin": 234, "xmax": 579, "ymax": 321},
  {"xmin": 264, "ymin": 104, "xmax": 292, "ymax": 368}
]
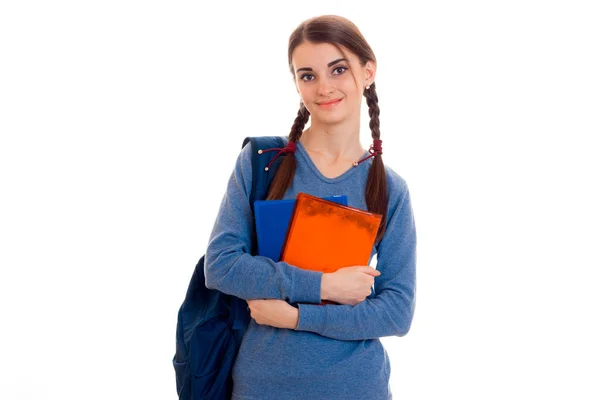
[{"xmin": 317, "ymin": 98, "xmax": 343, "ymax": 107}]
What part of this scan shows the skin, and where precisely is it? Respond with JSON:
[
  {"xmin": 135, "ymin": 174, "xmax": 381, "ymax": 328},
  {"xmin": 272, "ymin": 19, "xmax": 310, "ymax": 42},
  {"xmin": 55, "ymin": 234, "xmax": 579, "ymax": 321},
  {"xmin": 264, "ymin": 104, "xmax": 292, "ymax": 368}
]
[{"xmin": 247, "ymin": 41, "xmax": 378, "ymax": 330}]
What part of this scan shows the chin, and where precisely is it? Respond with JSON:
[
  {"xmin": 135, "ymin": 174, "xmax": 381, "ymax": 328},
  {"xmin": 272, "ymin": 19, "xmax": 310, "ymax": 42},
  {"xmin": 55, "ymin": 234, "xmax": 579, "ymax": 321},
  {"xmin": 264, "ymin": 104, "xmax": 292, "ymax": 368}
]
[
  {"xmin": 316, "ymin": 114, "xmax": 348, "ymax": 126},
  {"xmin": 320, "ymin": 107, "xmax": 350, "ymax": 121}
]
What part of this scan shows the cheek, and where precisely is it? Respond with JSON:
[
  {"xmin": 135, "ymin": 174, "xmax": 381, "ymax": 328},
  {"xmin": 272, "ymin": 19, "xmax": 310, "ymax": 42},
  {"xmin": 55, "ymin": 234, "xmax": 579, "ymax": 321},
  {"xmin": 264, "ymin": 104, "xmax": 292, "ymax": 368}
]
[
  {"xmin": 342, "ymin": 79, "xmax": 362, "ymax": 96},
  {"xmin": 297, "ymin": 86, "xmax": 311, "ymax": 102}
]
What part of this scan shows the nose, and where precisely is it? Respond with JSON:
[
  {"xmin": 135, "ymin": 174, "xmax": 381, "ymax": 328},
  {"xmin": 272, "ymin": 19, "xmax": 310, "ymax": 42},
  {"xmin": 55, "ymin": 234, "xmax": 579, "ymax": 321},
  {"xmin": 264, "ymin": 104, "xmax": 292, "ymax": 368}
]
[{"xmin": 317, "ymin": 77, "xmax": 334, "ymax": 96}]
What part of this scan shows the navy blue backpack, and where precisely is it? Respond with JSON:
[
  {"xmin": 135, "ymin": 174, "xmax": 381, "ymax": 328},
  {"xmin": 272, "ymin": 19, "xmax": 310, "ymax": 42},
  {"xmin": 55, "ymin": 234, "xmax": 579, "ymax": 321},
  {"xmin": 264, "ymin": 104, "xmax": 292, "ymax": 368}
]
[{"xmin": 173, "ymin": 136, "xmax": 286, "ymax": 400}]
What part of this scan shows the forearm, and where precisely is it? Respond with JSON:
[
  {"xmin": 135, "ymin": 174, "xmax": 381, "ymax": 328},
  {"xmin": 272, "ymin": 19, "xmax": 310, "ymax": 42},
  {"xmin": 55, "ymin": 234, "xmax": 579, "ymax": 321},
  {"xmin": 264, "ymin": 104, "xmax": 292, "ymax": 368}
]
[
  {"xmin": 295, "ymin": 289, "xmax": 415, "ymax": 340},
  {"xmin": 205, "ymin": 247, "xmax": 323, "ymax": 304}
]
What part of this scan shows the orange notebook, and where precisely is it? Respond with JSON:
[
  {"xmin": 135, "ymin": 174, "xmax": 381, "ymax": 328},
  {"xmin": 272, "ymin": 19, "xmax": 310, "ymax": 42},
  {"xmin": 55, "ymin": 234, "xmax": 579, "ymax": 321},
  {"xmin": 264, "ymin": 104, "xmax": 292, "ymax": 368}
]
[{"xmin": 280, "ymin": 192, "xmax": 383, "ymax": 305}]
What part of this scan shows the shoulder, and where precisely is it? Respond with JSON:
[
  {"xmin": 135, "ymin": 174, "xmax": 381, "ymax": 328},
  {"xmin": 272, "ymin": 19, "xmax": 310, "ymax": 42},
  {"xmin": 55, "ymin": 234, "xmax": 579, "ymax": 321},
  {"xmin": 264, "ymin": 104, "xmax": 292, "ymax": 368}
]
[
  {"xmin": 238, "ymin": 135, "xmax": 289, "ymax": 165},
  {"xmin": 234, "ymin": 135, "xmax": 289, "ymax": 189},
  {"xmin": 238, "ymin": 135, "xmax": 288, "ymax": 162}
]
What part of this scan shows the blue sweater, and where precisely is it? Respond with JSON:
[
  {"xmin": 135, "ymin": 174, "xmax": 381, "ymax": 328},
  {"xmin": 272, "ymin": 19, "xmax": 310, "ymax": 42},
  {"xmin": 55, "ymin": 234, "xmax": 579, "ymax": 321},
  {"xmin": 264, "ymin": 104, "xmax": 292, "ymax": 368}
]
[{"xmin": 204, "ymin": 137, "xmax": 417, "ymax": 400}]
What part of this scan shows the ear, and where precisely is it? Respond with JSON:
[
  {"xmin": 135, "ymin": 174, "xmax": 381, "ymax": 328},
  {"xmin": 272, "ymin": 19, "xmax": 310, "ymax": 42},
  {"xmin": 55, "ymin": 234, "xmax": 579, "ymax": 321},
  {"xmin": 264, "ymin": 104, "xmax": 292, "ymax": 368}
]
[{"xmin": 364, "ymin": 60, "xmax": 376, "ymax": 85}]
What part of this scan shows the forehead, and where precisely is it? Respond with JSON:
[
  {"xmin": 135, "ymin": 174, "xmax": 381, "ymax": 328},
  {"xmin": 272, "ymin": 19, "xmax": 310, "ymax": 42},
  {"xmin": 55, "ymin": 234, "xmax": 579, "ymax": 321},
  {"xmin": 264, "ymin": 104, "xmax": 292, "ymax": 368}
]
[{"xmin": 291, "ymin": 42, "xmax": 355, "ymax": 69}]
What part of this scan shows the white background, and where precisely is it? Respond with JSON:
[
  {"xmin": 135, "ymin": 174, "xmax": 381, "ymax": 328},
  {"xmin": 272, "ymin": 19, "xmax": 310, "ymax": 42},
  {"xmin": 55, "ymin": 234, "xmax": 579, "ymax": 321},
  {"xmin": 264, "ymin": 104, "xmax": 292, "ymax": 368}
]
[{"xmin": 1, "ymin": 1, "xmax": 599, "ymax": 399}]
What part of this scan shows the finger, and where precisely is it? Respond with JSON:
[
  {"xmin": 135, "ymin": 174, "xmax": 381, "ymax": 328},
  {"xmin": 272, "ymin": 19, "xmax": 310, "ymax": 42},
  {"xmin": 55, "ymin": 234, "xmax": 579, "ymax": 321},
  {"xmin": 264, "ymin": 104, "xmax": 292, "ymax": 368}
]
[{"xmin": 361, "ymin": 267, "xmax": 381, "ymax": 276}]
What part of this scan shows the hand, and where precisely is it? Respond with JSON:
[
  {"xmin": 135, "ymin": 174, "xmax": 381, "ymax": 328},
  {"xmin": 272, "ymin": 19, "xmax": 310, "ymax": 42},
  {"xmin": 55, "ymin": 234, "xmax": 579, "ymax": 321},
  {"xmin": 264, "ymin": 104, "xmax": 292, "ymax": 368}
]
[
  {"xmin": 322, "ymin": 266, "xmax": 381, "ymax": 306},
  {"xmin": 246, "ymin": 299, "xmax": 299, "ymax": 330}
]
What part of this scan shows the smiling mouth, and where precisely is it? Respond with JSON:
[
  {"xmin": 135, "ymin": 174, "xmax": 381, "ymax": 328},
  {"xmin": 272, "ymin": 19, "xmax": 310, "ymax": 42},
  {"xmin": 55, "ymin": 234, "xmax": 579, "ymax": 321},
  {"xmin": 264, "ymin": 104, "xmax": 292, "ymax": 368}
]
[{"xmin": 318, "ymin": 98, "xmax": 343, "ymax": 106}]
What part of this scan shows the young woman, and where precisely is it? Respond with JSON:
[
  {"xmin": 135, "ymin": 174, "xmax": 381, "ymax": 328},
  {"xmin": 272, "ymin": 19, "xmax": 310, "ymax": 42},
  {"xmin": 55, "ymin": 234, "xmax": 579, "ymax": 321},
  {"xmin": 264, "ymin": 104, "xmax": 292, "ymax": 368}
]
[{"xmin": 204, "ymin": 14, "xmax": 417, "ymax": 400}]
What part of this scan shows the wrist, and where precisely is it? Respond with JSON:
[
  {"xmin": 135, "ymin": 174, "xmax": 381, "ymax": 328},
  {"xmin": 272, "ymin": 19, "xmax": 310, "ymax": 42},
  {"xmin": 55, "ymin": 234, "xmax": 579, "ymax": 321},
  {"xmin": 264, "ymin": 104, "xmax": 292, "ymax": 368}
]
[
  {"xmin": 292, "ymin": 308, "xmax": 299, "ymax": 329},
  {"xmin": 321, "ymin": 273, "xmax": 330, "ymax": 301}
]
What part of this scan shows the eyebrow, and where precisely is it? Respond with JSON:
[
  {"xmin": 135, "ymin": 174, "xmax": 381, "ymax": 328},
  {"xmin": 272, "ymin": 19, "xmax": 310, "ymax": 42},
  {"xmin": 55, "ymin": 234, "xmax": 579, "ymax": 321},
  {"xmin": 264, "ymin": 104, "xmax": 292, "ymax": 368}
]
[{"xmin": 296, "ymin": 58, "xmax": 348, "ymax": 73}]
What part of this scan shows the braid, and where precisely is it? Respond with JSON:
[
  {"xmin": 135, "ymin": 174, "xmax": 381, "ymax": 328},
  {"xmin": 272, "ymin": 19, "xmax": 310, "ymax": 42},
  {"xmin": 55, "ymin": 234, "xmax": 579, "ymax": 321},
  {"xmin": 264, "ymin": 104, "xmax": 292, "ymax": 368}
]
[
  {"xmin": 364, "ymin": 82, "xmax": 388, "ymax": 243},
  {"xmin": 265, "ymin": 100, "xmax": 309, "ymax": 200},
  {"xmin": 290, "ymin": 101, "xmax": 310, "ymax": 142},
  {"xmin": 365, "ymin": 83, "xmax": 380, "ymax": 139}
]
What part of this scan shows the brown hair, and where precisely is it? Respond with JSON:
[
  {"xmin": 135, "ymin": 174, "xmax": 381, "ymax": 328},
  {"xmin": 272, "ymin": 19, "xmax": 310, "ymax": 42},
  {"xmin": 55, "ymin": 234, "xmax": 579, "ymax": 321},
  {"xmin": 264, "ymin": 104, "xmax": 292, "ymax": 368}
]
[{"xmin": 267, "ymin": 15, "xmax": 388, "ymax": 243}]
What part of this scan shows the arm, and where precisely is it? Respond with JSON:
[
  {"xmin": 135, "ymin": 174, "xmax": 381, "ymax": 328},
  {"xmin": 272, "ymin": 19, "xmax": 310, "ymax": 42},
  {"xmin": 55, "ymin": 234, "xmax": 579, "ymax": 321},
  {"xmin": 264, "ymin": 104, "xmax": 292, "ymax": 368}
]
[
  {"xmin": 294, "ymin": 178, "xmax": 417, "ymax": 340},
  {"xmin": 204, "ymin": 143, "xmax": 322, "ymax": 304}
]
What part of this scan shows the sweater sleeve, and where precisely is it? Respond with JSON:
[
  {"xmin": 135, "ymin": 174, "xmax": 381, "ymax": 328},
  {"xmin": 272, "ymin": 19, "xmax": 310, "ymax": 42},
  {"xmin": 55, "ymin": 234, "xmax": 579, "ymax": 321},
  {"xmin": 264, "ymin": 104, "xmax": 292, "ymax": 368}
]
[
  {"xmin": 294, "ymin": 178, "xmax": 417, "ymax": 340},
  {"xmin": 203, "ymin": 143, "xmax": 323, "ymax": 304}
]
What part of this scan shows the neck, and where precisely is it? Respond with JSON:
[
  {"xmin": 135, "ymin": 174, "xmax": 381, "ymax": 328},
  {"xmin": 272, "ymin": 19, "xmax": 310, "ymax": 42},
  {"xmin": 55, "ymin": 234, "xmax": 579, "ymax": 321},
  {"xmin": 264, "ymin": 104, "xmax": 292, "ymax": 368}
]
[{"xmin": 299, "ymin": 124, "xmax": 365, "ymax": 163}]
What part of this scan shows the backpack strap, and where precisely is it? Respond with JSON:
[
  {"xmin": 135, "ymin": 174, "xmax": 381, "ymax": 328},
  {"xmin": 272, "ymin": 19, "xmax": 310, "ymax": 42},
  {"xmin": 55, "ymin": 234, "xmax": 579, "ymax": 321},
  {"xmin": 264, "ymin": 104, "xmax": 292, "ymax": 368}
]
[
  {"xmin": 228, "ymin": 136, "xmax": 288, "ymax": 333},
  {"xmin": 242, "ymin": 136, "xmax": 287, "ymax": 213}
]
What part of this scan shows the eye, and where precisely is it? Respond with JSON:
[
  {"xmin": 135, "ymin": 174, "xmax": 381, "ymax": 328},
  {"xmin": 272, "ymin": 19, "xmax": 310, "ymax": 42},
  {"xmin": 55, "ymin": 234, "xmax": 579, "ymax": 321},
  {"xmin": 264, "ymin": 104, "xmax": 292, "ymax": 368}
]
[{"xmin": 300, "ymin": 66, "xmax": 349, "ymax": 82}]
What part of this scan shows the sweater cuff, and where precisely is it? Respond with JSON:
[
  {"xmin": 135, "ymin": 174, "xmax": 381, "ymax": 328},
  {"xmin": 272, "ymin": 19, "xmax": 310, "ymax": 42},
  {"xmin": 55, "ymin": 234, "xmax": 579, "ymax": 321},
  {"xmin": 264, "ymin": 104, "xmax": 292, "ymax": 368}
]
[
  {"xmin": 289, "ymin": 267, "xmax": 322, "ymax": 304},
  {"xmin": 295, "ymin": 303, "xmax": 327, "ymax": 333}
]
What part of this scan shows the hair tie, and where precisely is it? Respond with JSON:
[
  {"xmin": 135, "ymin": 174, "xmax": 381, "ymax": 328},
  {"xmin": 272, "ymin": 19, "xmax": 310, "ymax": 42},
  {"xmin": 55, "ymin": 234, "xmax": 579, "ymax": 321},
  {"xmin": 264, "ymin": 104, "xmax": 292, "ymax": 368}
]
[
  {"xmin": 258, "ymin": 141, "xmax": 297, "ymax": 171},
  {"xmin": 353, "ymin": 139, "xmax": 383, "ymax": 167}
]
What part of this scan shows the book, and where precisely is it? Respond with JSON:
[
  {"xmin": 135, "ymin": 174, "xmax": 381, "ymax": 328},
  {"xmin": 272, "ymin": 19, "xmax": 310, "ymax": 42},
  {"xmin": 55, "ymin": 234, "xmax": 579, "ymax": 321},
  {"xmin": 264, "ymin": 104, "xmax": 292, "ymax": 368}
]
[
  {"xmin": 280, "ymin": 192, "xmax": 383, "ymax": 305},
  {"xmin": 254, "ymin": 195, "xmax": 348, "ymax": 262}
]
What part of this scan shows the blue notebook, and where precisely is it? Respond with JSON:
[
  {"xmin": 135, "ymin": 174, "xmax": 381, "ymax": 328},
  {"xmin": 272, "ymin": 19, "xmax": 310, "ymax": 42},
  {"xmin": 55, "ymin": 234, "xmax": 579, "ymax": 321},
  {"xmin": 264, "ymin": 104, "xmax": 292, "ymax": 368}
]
[{"xmin": 254, "ymin": 195, "xmax": 348, "ymax": 262}]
